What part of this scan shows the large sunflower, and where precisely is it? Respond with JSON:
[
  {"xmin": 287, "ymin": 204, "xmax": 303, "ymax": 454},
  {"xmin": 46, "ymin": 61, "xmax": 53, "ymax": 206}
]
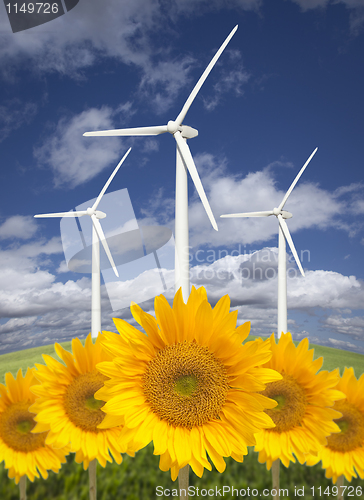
[
  {"xmin": 254, "ymin": 332, "xmax": 345, "ymax": 469},
  {"xmin": 95, "ymin": 286, "xmax": 282, "ymax": 480},
  {"xmin": 306, "ymin": 367, "xmax": 364, "ymax": 483},
  {"xmin": 0, "ymin": 368, "xmax": 68, "ymax": 484},
  {"xmin": 30, "ymin": 333, "xmax": 130, "ymax": 470}
]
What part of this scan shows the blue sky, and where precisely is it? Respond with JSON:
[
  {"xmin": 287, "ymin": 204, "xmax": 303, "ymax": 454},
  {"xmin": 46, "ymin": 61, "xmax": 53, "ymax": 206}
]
[{"xmin": 0, "ymin": 0, "xmax": 363, "ymax": 355}]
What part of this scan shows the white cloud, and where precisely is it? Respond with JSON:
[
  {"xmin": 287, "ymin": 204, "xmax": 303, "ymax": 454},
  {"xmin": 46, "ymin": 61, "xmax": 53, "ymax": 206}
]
[
  {"xmin": 139, "ymin": 57, "xmax": 197, "ymax": 114},
  {"xmin": 1, "ymin": 233, "xmax": 363, "ymax": 353},
  {"xmin": 0, "ymin": 215, "xmax": 38, "ymax": 240},
  {"xmin": 33, "ymin": 107, "xmax": 128, "ymax": 188},
  {"xmin": 202, "ymin": 50, "xmax": 251, "ymax": 111},
  {"xmin": 0, "ymin": 317, "xmax": 37, "ymax": 335},
  {"xmin": 0, "ymin": 0, "xmax": 251, "ymax": 79},
  {"xmin": 141, "ymin": 152, "xmax": 363, "ymax": 248},
  {"xmin": 187, "ymin": 250, "xmax": 364, "ymax": 310},
  {"xmin": 0, "ymin": 1, "xmax": 253, "ymax": 121},
  {"xmin": 102, "ymin": 248, "xmax": 364, "ymax": 343},
  {"xmin": 0, "ymin": 237, "xmax": 62, "ymax": 264},
  {"xmin": 0, "ymin": 237, "xmax": 63, "ymax": 302},
  {"xmin": 0, "ymin": 0, "xmax": 157, "ymax": 77},
  {"xmin": 322, "ymin": 314, "xmax": 364, "ymax": 341},
  {"xmin": 327, "ymin": 338, "xmax": 363, "ymax": 352},
  {"xmin": 142, "ymin": 139, "xmax": 159, "ymax": 153}
]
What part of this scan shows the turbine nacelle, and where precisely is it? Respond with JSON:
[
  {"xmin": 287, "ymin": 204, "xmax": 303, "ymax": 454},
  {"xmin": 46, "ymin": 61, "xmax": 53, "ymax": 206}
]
[
  {"xmin": 83, "ymin": 26, "xmax": 240, "ymax": 234},
  {"xmin": 166, "ymin": 120, "xmax": 199, "ymax": 139},
  {"xmin": 86, "ymin": 207, "xmax": 106, "ymax": 219},
  {"xmin": 181, "ymin": 125, "xmax": 198, "ymax": 139},
  {"xmin": 34, "ymin": 147, "xmax": 132, "ymax": 280},
  {"xmin": 273, "ymin": 208, "xmax": 292, "ymax": 219},
  {"xmin": 220, "ymin": 148, "xmax": 319, "ymax": 278}
]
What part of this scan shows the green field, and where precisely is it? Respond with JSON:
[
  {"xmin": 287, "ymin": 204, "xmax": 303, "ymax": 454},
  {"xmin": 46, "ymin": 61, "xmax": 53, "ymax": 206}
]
[
  {"xmin": 1, "ymin": 336, "xmax": 363, "ymax": 382},
  {"xmin": 0, "ymin": 338, "xmax": 363, "ymax": 499}
]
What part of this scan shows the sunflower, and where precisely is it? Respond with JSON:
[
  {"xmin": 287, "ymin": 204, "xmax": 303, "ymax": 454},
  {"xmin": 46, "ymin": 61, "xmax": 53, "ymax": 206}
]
[
  {"xmin": 306, "ymin": 367, "xmax": 364, "ymax": 483},
  {"xmin": 30, "ymin": 333, "xmax": 130, "ymax": 470},
  {"xmin": 95, "ymin": 286, "xmax": 282, "ymax": 480},
  {"xmin": 254, "ymin": 332, "xmax": 345, "ymax": 470},
  {"xmin": 0, "ymin": 368, "xmax": 69, "ymax": 484}
]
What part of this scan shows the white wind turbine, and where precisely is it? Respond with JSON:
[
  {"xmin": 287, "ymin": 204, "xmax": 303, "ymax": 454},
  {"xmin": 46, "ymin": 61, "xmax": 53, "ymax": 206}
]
[
  {"xmin": 221, "ymin": 147, "xmax": 318, "ymax": 338},
  {"xmin": 83, "ymin": 26, "xmax": 238, "ymax": 301},
  {"xmin": 34, "ymin": 147, "xmax": 132, "ymax": 338}
]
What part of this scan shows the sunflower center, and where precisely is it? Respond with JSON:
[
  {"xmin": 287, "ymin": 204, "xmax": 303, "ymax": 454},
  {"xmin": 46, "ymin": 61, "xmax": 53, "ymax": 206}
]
[
  {"xmin": 63, "ymin": 371, "xmax": 107, "ymax": 432},
  {"xmin": 327, "ymin": 400, "xmax": 364, "ymax": 452},
  {"xmin": 142, "ymin": 340, "xmax": 229, "ymax": 429},
  {"xmin": 261, "ymin": 374, "xmax": 307, "ymax": 432},
  {"xmin": 0, "ymin": 401, "xmax": 47, "ymax": 452},
  {"xmin": 174, "ymin": 375, "xmax": 199, "ymax": 396}
]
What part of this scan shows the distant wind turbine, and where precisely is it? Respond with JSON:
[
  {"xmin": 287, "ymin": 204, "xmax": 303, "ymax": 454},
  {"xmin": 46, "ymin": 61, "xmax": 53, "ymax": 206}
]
[
  {"xmin": 221, "ymin": 147, "xmax": 318, "ymax": 338},
  {"xmin": 34, "ymin": 147, "xmax": 132, "ymax": 338},
  {"xmin": 83, "ymin": 26, "xmax": 238, "ymax": 300}
]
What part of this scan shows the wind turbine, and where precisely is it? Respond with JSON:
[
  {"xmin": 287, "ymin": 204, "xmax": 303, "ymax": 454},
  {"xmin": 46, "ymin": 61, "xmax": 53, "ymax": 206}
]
[
  {"xmin": 34, "ymin": 147, "xmax": 132, "ymax": 338},
  {"xmin": 221, "ymin": 147, "xmax": 318, "ymax": 338},
  {"xmin": 83, "ymin": 26, "xmax": 238, "ymax": 301}
]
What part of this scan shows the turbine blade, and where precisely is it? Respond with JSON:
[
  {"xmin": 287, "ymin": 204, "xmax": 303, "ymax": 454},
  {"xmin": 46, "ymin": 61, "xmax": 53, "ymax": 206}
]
[
  {"xmin": 83, "ymin": 125, "xmax": 168, "ymax": 137},
  {"xmin": 278, "ymin": 147, "xmax": 318, "ymax": 211},
  {"xmin": 34, "ymin": 211, "xmax": 88, "ymax": 218},
  {"xmin": 91, "ymin": 215, "xmax": 119, "ymax": 277},
  {"xmin": 221, "ymin": 211, "xmax": 274, "ymax": 218},
  {"xmin": 174, "ymin": 25, "xmax": 238, "ymax": 126},
  {"xmin": 278, "ymin": 214, "xmax": 305, "ymax": 277},
  {"xmin": 174, "ymin": 131, "xmax": 218, "ymax": 231},
  {"xmin": 92, "ymin": 147, "xmax": 132, "ymax": 211}
]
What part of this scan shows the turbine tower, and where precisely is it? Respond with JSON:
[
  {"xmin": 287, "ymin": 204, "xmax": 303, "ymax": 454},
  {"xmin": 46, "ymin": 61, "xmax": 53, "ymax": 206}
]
[
  {"xmin": 34, "ymin": 147, "xmax": 132, "ymax": 338},
  {"xmin": 221, "ymin": 147, "xmax": 318, "ymax": 338},
  {"xmin": 83, "ymin": 26, "xmax": 238, "ymax": 301}
]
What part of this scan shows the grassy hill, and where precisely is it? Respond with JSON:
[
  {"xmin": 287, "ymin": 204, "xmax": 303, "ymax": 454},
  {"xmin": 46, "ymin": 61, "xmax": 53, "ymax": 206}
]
[
  {"xmin": 0, "ymin": 336, "xmax": 363, "ymax": 499},
  {"xmin": 0, "ymin": 336, "xmax": 363, "ymax": 382}
]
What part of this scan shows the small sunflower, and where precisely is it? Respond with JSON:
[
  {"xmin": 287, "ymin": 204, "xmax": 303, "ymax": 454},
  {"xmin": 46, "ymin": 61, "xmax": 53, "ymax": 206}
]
[
  {"xmin": 0, "ymin": 368, "xmax": 68, "ymax": 484},
  {"xmin": 95, "ymin": 286, "xmax": 282, "ymax": 480},
  {"xmin": 306, "ymin": 367, "xmax": 364, "ymax": 483},
  {"xmin": 30, "ymin": 333, "xmax": 129, "ymax": 470},
  {"xmin": 254, "ymin": 332, "xmax": 345, "ymax": 470}
]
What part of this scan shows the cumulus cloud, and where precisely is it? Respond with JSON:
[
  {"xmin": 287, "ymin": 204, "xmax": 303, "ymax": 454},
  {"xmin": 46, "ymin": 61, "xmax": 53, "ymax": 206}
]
[
  {"xmin": 0, "ymin": 0, "xmax": 254, "ymax": 126},
  {"xmin": 202, "ymin": 50, "xmax": 251, "ymax": 111},
  {"xmin": 0, "ymin": 0, "xmax": 157, "ymax": 77},
  {"xmin": 1, "ymin": 232, "xmax": 363, "ymax": 352},
  {"xmin": 33, "ymin": 107, "xmax": 129, "ymax": 188},
  {"xmin": 139, "ymin": 56, "xmax": 197, "ymax": 114},
  {"xmin": 187, "ymin": 250, "xmax": 364, "ymax": 310},
  {"xmin": 0, "ymin": 234, "xmax": 112, "ymax": 352},
  {"xmin": 140, "ymin": 152, "xmax": 364, "ymax": 249},
  {"xmin": 327, "ymin": 338, "xmax": 363, "ymax": 353},
  {"xmin": 321, "ymin": 314, "xmax": 364, "ymax": 341},
  {"xmin": 105, "ymin": 248, "xmax": 364, "ymax": 344},
  {"xmin": 0, "ymin": 0, "xmax": 249, "ymax": 82},
  {"xmin": 0, "ymin": 215, "xmax": 38, "ymax": 240}
]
